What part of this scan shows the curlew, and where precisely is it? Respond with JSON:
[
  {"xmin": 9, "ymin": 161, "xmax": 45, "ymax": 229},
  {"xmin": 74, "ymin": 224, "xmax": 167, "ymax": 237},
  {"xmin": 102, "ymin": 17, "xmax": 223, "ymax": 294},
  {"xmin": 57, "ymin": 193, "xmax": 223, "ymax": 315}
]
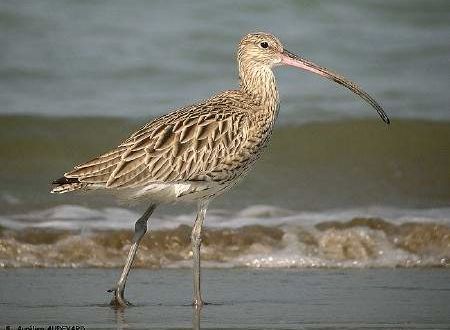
[{"xmin": 51, "ymin": 32, "xmax": 389, "ymax": 308}]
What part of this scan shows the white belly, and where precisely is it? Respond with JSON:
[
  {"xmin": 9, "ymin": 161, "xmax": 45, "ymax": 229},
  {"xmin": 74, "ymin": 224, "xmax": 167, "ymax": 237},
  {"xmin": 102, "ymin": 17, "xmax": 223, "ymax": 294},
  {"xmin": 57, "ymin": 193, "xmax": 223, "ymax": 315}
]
[{"xmin": 117, "ymin": 181, "xmax": 227, "ymax": 204}]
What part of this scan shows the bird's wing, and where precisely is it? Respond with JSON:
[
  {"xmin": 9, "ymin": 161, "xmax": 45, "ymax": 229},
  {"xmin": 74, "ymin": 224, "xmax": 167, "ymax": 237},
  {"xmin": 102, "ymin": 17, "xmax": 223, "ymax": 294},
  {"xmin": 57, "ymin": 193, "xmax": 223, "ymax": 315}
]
[{"xmin": 65, "ymin": 99, "xmax": 251, "ymax": 189}]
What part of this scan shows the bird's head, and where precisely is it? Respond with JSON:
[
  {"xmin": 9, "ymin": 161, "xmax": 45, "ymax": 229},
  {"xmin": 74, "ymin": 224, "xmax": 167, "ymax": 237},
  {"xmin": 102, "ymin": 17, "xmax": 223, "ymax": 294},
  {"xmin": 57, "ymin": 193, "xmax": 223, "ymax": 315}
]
[
  {"xmin": 238, "ymin": 32, "xmax": 390, "ymax": 124},
  {"xmin": 238, "ymin": 32, "xmax": 284, "ymax": 68}
]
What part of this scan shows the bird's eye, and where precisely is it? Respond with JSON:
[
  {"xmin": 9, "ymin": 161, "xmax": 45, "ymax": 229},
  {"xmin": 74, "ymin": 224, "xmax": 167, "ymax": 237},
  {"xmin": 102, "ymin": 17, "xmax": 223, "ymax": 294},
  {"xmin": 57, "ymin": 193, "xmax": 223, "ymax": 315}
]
[{"xmin": 260, "ymin": 41, "xmax": 269, "ymax": 49}]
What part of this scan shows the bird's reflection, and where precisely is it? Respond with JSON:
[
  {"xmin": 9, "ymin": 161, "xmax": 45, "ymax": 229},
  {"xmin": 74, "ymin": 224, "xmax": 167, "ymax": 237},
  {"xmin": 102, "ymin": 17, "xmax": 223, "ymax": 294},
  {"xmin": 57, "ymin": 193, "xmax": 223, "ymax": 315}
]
[
  {"xmin": 111, "ymin": 304, "xmax": 203, "ymax": 330},
  {"xmin": 112, "ymin": 306, "xmax": 130, "ymax": 329},
  {"xmin": 192, "ymin": 306, "xmax": 202, "ymax": 330}
]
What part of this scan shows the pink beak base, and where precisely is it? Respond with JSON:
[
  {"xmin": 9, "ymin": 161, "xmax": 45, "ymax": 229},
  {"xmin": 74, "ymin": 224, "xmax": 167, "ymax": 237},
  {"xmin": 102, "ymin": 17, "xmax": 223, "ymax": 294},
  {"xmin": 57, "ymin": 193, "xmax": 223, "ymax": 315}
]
[{"xmin": 281, "ymin": 49, "xmax": 390, "ymax": 125}]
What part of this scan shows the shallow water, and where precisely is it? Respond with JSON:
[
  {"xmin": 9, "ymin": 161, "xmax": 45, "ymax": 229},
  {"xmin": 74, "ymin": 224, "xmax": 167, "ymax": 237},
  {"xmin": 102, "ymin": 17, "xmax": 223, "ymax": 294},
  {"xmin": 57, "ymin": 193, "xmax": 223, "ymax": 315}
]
[{"xmin": 1, "ymin": 268, "xmax": 449, "ymax": 329}]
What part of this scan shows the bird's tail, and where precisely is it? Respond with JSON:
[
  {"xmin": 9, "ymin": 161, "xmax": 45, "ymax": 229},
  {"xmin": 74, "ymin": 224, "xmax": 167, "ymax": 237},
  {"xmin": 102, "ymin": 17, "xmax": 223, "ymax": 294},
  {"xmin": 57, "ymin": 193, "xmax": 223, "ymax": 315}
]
[{"xmin": 51, "ymin": 176, "xmax": 83, "ymax": 194}]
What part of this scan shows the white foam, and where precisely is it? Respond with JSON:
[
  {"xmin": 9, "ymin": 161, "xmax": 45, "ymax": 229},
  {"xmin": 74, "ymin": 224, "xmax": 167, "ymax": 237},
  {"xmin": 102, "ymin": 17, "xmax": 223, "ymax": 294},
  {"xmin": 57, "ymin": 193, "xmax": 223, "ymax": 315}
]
[
  {"xmin": 1, "ymin": 204, "xmax": 449, "ymax": 268},
  {"xmin": 0, "ymin": 204, "xmax": 449, "ymax": 231}
]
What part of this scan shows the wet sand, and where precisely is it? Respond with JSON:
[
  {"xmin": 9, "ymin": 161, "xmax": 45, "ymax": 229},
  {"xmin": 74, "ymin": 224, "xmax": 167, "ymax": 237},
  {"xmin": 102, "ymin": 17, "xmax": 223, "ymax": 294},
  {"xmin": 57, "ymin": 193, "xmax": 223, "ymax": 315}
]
[{"xmin": 1, "ymin": 268, "xmax": 449, "ymax": 329}]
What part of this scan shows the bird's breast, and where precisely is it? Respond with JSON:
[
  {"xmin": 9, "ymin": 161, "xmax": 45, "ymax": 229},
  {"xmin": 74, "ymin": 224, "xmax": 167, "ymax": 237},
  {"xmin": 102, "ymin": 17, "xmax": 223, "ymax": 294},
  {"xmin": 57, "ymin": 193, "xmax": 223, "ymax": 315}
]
[{"xmin": 225, "ymin": 104, "xmax": 279, "ymax": 176}]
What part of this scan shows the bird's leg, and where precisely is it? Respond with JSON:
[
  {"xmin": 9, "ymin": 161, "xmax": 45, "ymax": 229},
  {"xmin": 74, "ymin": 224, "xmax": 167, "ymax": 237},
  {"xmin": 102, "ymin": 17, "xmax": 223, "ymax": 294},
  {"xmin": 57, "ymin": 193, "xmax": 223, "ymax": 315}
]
[
  {"xmin": 191, "ymin": 200, "xmax": 209, "ymax": 308},
  {"xmin": 109, "ymin": 204, "xmax": 156, "ymax": 307}
]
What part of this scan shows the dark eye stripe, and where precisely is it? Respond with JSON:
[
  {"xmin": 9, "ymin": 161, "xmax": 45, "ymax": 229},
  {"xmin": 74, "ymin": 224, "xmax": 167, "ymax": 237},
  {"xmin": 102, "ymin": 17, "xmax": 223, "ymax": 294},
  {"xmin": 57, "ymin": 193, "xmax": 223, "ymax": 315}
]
[{"xmin": 260, "ymin": 41, "xmax": 268, "ymax": 49}]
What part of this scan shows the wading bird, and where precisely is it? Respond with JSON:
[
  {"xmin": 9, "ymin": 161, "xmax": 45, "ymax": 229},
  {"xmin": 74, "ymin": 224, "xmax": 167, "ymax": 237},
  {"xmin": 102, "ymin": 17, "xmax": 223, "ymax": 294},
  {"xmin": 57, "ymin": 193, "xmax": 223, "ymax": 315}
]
[{"xmin": 51, "ymin": 32, "xmax": 389, "ymax": 308}]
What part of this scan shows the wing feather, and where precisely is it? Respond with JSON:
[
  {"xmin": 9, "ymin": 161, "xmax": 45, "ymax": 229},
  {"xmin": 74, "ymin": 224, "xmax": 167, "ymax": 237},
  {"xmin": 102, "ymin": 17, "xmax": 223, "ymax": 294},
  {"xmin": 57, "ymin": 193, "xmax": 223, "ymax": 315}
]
[{"xmin": 63, "ymin": 91, "xmax": 253, "ymax": 190}]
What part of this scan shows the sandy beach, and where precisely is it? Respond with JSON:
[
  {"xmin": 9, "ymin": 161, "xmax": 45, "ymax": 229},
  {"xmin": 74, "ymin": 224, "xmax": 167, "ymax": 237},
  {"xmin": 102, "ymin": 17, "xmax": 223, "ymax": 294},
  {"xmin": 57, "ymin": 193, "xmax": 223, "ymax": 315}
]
[{"xmin": 1, "ymin": 268, "xmax": 449, "ymax": 329}]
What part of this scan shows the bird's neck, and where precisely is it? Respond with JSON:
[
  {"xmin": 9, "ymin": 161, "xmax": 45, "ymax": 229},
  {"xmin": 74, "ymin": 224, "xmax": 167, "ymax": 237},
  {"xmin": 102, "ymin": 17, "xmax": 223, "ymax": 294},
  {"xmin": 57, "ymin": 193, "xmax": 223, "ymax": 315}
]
[{"xmin": 238, "ymin": 64, "xmax": 280, "ymax": 114}]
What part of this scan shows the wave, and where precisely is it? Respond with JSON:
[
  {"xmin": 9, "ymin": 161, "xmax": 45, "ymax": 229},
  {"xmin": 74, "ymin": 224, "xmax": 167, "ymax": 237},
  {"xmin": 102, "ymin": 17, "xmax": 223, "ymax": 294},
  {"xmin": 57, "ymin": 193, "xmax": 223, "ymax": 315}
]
[
  {"xmin": 1, "ymin": 116, "xmax": 449, "ymax": 213},
  {"xmin": 1, "ymin": 204, "xmax": 448, "ymax": 268}
]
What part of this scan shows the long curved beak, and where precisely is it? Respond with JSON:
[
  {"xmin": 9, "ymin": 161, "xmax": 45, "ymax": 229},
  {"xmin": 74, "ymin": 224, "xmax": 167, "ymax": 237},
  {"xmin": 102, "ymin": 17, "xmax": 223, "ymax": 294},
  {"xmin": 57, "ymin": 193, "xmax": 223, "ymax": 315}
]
[{"xmin": 281, "ymin": 49, "xmax": 390, "ymax": 124}]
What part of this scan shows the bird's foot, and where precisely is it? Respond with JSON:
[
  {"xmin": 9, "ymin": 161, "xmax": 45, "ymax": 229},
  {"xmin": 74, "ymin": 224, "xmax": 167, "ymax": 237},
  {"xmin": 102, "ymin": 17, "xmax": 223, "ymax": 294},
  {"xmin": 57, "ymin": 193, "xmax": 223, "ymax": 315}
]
[
  {"xmin": 192, "ymin": 298, "xmax": 208, "ymax": 309},
  {"xmin": 107, "ymin": 288, "xmax": 133, "ymax": 308}
]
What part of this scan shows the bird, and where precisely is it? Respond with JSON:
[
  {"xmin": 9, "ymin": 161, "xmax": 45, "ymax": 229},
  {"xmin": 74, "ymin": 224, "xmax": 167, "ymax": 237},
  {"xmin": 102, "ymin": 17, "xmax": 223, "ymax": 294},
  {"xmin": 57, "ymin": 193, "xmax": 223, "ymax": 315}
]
[{"xmin": 51, "ymin": 32, "xmax": 390, "ymax": 308}]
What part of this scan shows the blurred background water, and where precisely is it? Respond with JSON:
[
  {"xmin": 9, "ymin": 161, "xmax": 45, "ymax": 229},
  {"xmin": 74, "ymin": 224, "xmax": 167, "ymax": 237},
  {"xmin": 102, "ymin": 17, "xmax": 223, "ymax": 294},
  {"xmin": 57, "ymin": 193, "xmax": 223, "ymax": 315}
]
[
  {"xmin": 1, "ymin": 0, "xmax": 449, "ymax": 121},
  {"xmin": 0, "ymin": 0, "xmax": 449, "ymax": 268}
]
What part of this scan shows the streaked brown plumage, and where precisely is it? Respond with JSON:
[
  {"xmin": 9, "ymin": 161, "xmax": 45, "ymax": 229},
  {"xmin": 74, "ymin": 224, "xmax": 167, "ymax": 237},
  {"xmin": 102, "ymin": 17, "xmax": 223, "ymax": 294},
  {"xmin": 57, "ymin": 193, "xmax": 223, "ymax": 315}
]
[
  {"xmin": 51, "ymin": 32, "xmax": 389, "ymax": 308},
  {"xmin": 53, "ymin": 91, "xmax": 268, "ymax": 202}
]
